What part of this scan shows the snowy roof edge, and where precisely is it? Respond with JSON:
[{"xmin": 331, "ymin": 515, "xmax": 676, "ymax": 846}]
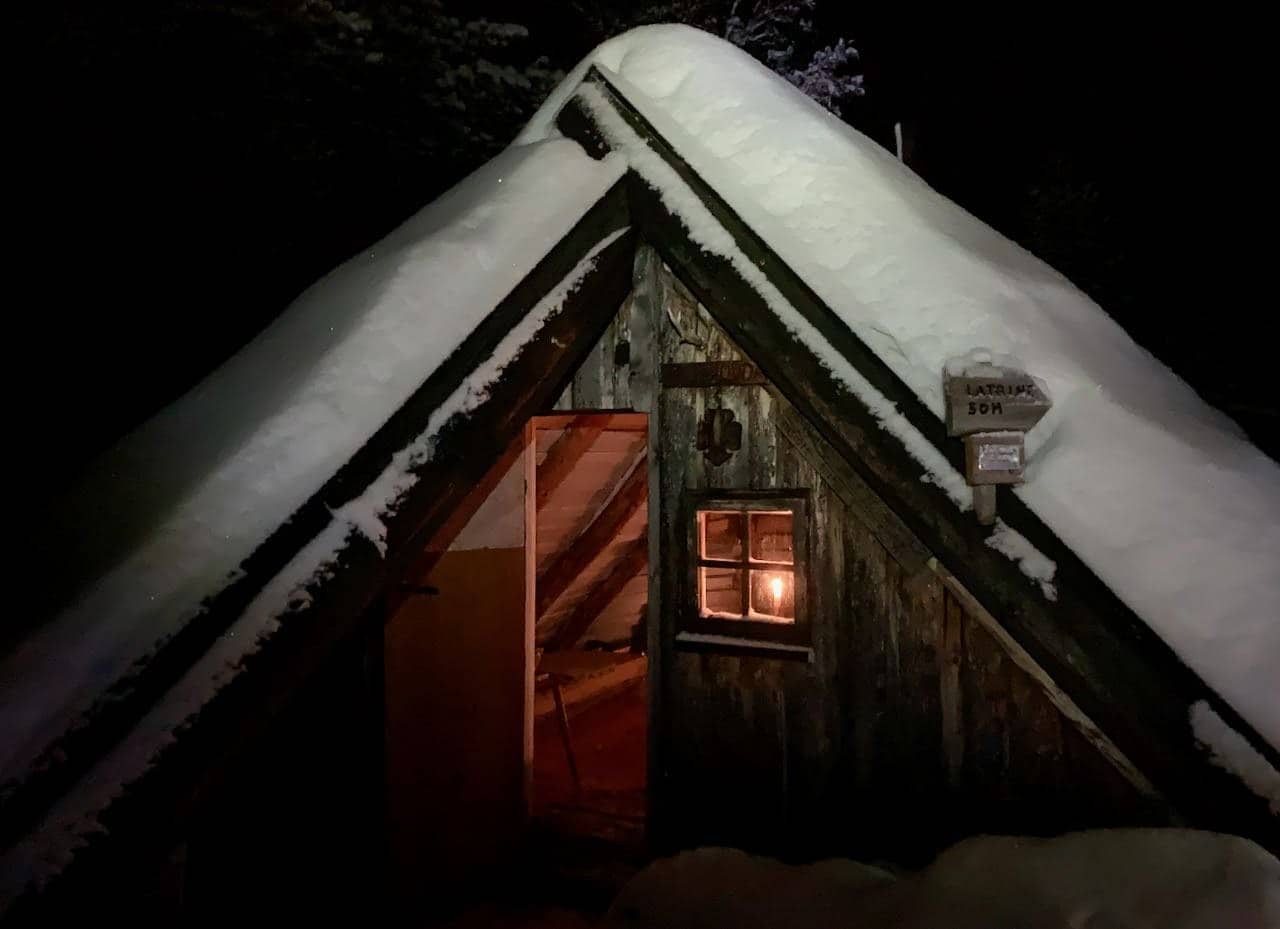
[{"xmin": 0, "ymin": 181, "xmax": 633, "ymax": 867}]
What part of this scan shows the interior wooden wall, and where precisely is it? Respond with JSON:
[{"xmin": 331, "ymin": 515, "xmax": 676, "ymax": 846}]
[{"xmin": 384, "ymin": 461, "xmax": 528, "ymax": 899}]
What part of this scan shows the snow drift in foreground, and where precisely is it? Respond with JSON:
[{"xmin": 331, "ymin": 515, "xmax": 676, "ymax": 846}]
[
  {"xmin": 523, "ymin": 25, "xmax": 1280, "ymax": 750},
  {"xmin": 605, "ymin": 831, "xmax": 1280, "ymax": 929}
]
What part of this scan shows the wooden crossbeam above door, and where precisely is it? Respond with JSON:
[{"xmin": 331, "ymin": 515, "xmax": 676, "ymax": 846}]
[{"xmin": 535, "ymin": 411, "xmax": 648, "ymax": 431}]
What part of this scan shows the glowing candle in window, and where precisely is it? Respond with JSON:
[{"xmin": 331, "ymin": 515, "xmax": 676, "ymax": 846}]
[{"xmin": 770, "ymin": 574, "xmax": 783, "ymax": 609}]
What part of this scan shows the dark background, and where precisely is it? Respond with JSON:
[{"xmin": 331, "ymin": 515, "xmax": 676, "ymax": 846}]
[{"xmin": 22, "ymin": 3, "xmax": 1276, "ymax": 490}]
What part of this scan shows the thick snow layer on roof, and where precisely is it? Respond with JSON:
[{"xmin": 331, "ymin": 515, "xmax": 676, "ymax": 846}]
[
  {"xmin": 0, "ymin": 138, "xmax": 623, "ymax": 784},
  {"xmin": 1, "ymin": 231, "xmax": 626, "ymax": 903},
  {"xmin": 524, "ymin": 25, "xmax": 1280, "ymax": 749}
]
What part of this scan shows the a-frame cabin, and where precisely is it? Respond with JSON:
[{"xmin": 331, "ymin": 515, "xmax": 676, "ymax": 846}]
[{"xmin": 3, "ymin": 25, "xmax": 1277, "ymax": 921}]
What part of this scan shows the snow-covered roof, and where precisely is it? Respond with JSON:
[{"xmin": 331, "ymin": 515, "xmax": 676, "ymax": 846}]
[
  {"xmin": 0, "ymin": 139, "xmax": 623, "ymax": 787},
  {"xmin": 521, "ymin": 26, "xmax": 1280, "ymax": 754},
  {"xmin": 3, "ymin": 23, "xmax": 1278, "ymax": 855}
]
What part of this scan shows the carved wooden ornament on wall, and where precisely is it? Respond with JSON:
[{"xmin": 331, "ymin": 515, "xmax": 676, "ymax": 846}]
[{"xmin": 695, "ymin": 407, "xmax": 742, "ymax": 467}]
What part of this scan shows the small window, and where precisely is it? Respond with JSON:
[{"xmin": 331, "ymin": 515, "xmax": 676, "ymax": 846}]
[
  {"xmin": 697, "ymin": 509, "xmax": 795, "ymax": 622},
  {"xmin": 683, "ymin": 492, "xmax": 809, "ymax": 647}
]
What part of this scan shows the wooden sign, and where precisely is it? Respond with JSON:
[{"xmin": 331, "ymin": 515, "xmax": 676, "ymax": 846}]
[
  {"xmin": 964, "ymin": 432, "xmax": 1025, "ymax": 485},
  {"xmin": 945, "ymin": 369, "xmax": 1051, "ymax": 436},
  {"xmin": 662, "ymin": 361, "xmax": 767, "ymax": 388}
]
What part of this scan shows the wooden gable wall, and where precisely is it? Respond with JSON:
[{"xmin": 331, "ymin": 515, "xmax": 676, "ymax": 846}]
[
  {"xmin": 572, "ymin": 245, "xmax": 1173, "ymax": 864},
  {"xmin": 557, "ymin": 69, "xmax": 1278, "ymax": 849}
]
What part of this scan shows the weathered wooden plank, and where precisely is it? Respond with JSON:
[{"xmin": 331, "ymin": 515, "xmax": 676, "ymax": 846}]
[
  {"xmin": 534, "ymin": 412, "xmax": 647, "ymax": 431},
  {"xmin": 781, "ymin": 458, "xmax": 837, "ymax": 851},
  {"xmin": 571, "ymin": 292, "xmax": 635, "ymax": 411},
  {"xmin": 744, "ymin": 380, "xmax": 775, "ymax": 490},
  {"xmin": 931, "ymin": 559, "xmax": 1167, "ymax": 808},
  {"xmin": 961, "ymin": 593, "xmax": 1013, "ymax": 824},
  {"xmin": 611, "ymin": 295, "xmax": 634, "ymax": 409},
  {"xmin": 899, "ymin": 562, "xmax": 945, "ymax": 830},
  {"xmin": 662, "ymin": 360, "xmax": 767, "ymax": 387},
  {"xmin": 651, "ymin": 263, "xmax": 698, "ymax": 850},
  {"xmin": 571, "ymin": 313, "xmax": 613, "ymax": 409},
  {"xmin": 630, "ymin": 245, "xmax": 665, "ymax": 844},
  {"xmin": 711, "ymin": 386, "xmax": 753, "ymax": 488},
  {"xmin": 536, "ymin": 450, "xmax": 647, "ymax": 618},
  {"xmin": 1005, "ymin": 636, "xmax": 1067, "ymax": 812},
  {"xmin": 628, "ymin": 246, "xmax": 661, "ymax": 416},
  {"xmin": 940, "ymin": 591, "xmax": 965, "ymax": 790},
  {"xmin": 817, "ymin": 465, "xmax": 855, "ymax": 835},
  {"xmin": 772, "ymin": 393, "xmax": 932, "ymax": 577},
  {"xmin": 666, "ymin": 651, "xmax": 788, "ymax": 852},
  {"xmin": 535, "ymin": 416, "xmax": 606, "ymax": 512},
  {"xmin": 844, "ymin": 498, "xmax": 887, "ymax": 847}
]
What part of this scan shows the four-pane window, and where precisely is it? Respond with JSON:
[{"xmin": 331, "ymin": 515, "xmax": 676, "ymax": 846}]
[{"xmin": 696, "ymin": 509, "xmax": 796, "ymax": 622}]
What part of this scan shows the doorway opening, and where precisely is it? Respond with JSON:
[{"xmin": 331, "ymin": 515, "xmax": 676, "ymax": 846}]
[
  {"xmin": 383, "ymin": 410, "xmax": 651, "ymax": 914},
  {"xmin": 528, "ymin": 412, "xmax": 649, "ymax": 850}
]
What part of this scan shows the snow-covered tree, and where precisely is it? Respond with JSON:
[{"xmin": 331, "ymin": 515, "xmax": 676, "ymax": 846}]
[
  {"xmin": 723, "ymin": 0, "xmax": 864, "ymax": 111},
  {"xmin": 573, "ymin": 0, "xmax": 863, "ymax": 113},
  {"xmin": 296, "ymin": 0, "xmax": 564, "ymax": 167}
]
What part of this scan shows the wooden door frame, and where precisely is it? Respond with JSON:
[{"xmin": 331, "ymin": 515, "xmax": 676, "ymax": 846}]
[{"xmin": 522, "ymin": 411, "xmax": 656, "ymax": 836}]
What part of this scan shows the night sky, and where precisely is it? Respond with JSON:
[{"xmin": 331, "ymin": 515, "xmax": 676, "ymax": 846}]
[{"xmin": 23, "ymin": 4, "xmax": 1276, "ymax": 496}]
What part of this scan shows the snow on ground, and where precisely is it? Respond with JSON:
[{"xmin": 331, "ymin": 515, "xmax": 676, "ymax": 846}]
[
  {"xmin": 0, "ymin": 139, "xmax": 623, "ymax": 786},
  {"xmin": 523, "ymin": 25, "xmax": 1280, "ymax": 750},
  {"xmin": 604, "ymin": 832, "xmax": 1280, "ymax": 929}
]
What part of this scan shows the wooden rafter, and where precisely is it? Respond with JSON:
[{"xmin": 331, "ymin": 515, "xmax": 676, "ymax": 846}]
[
  {"xmin": 548, "ymin": 535, "xmax": 648, "ymax": 652},
  {"xmin": 535, "ymin": 416, "xmax": 606, "ymax": 512},
  {"xmin": 537, "ymin": 448, "xmax": 647, "ymax": 619}
]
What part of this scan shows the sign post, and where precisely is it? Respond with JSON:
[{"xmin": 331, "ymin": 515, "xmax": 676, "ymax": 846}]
[{"xmin": 944, "ymin": 364, "xmax": 1051, "ymax": 524}]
